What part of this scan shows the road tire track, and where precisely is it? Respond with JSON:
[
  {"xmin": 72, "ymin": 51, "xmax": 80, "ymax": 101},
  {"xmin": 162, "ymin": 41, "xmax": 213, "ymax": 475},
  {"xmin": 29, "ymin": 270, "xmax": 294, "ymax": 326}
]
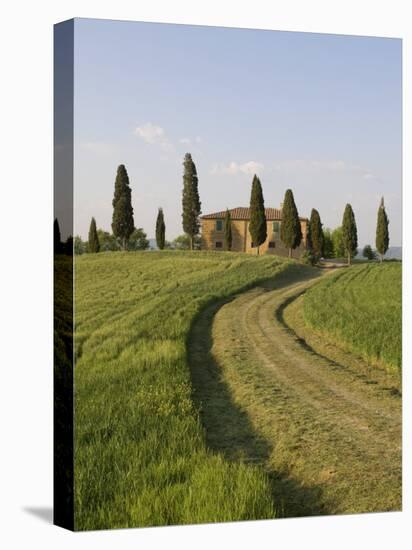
[{"xmin": 189, "ymin": 271, "xmax": 401, "ymax": 516}]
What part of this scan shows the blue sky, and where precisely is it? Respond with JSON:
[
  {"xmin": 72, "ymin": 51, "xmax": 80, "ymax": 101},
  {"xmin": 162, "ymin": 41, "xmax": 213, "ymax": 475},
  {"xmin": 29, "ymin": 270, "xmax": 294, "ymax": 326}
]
[{"xmin": 74, "ymin": 18, "xmax": 402, "ymax": 246}]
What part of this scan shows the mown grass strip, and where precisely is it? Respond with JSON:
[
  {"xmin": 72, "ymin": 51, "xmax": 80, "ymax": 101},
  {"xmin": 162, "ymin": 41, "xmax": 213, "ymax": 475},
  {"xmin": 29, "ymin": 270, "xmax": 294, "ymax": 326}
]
[{"xmin": 303, "ymin": 263, "xmax": 401, "ymax": 372}]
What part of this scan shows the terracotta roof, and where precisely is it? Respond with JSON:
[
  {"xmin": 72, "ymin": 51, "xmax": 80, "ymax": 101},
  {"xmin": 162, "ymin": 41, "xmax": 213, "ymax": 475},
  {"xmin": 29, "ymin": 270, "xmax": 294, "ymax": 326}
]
[{"xmin": 201, "ymin": 207, "xmax": 307, "ymax": 221}]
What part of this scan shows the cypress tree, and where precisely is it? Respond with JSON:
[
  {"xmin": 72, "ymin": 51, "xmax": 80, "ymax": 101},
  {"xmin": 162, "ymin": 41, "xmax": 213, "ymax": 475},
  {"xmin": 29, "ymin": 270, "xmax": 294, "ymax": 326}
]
[
  {"xmin": 64, "ymin": 236, "xmax": 73, "ymax": 256},
  {"xmin": 280, "ymin": 189, "xmax": 302, "ymax": 258},
  {"xmin": 341, "ymin": 203, "xmax": 358, "ymax": 266},
  {"xmin": 182, "ymin": 153, "xmax": 201, "ymax": 250},
  {"xmin": 224, "ymin": 208, "xmax": 233, "ymax": 251},
  {"xmin": 88, "ymin": 217, "xmax": 100, "ymax": 253},
  {"xmin": 54, "ymin": 218, "xmax": 62, "ymax": 254},
  {"xmin": 249, "ymin": 175, "xmax": 267, "ymax": 255},
  {"xmin": 375, "ymin": 197, "xmax": 389, "ymax": 263},
  {"xmin": 156, "ymin": 208, "xmax": 166, "ymax": 250},
  {"xmin": 112, "ymin": 164, "xmax": 135, "ymax": 250},
  {"xmin": 307, "ymin": 208, "xmax": 324, "ymax": 260}
]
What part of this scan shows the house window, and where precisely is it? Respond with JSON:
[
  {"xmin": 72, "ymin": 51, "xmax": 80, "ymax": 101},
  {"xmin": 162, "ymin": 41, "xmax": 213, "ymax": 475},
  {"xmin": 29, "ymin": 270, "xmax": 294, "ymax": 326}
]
[
  {"xmin": 215, "ymin": 241, "xmax": 223, "ymax": 249},
  {"xmin": 216, "ymin": 220, "xmax": 223, "ymax": 231},
  {"xmin": 268, "ymin": 241, "xmax": 275, "ymax": 248},
  {"xmin": 251, "ymin": 242, "xmax": 255, "ymax": 248},
  {"xmin": 273, "ymin": 221, "xmax": 280, "ymax": 234}
]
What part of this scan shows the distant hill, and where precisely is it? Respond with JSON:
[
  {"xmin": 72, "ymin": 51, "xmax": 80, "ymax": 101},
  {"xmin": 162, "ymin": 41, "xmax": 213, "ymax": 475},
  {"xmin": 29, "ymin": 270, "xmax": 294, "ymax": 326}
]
[
  {"xmin": 356, "ymin": 246, "xmax": 402, "ymax": 260},
  {"xmin": 384, "ymin": 246, "xmax": 402, "ymax": 260}
]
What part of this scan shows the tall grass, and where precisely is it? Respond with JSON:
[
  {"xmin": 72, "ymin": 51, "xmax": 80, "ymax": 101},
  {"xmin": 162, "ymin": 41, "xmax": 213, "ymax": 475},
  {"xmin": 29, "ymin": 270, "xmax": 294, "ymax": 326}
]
[
  {"xmin": 74, "ymin": 251, "xmax": 294, "ymax": 530},
  {"xmin": 303, "ymin": 263, "xmax": 401, "ymax": 371}
]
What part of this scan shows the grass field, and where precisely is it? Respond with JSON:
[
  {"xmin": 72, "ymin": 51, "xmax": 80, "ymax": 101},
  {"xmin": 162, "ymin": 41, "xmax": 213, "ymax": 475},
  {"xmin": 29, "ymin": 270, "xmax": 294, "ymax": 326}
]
[
  {"xmin": 74, "ymin": 251, "xmax": 302, "ymax": 530},
  {"xmin": 303, "ymin": 263, "xmax": 402, "ymax": 372}
]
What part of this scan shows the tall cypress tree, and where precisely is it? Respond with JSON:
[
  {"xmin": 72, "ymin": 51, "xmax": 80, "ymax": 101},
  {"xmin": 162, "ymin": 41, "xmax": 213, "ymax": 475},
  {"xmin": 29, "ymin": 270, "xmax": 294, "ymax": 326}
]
[
  {"xmin": 112, "ymin": 164, "xmax": 135, "ymax": 250},
  {"xmin": 341, "ymin": 203, "xmax": 358, "ymax": 266},
  {"xmin": 280, "ymin": 189, "xmax": 302, "ymax": 258},
  {"xmin": 182, "ymin": 153, "xmax": 201, "ymax": 250},
  {"xmin": 249, "ymin": 175, "xmax": 267, "ymax": 255},
  {"xmin": 88, "ymin": 217, "xmax": 100, "ymax": 253},
  {"xmin": 156, "ymin": 208, "xmax": 166, "ymax": 250},
  {"xmin": 224, "ymin": 208, "xmax": 233, "ymax": 251},
  {"xmin": 375, "ymin": 197, "xmax": 389, "ymax": 263},
  {"xmin": 54, "ymin": 218, "xmax": 62, "ymax": 254},
  {"xmin": 307, "ymin": 208, "xmax": 324, "ymax": 260},
  {"xmin": 64, "ymin": 236, "xmax": 73, "ymax": 256}
]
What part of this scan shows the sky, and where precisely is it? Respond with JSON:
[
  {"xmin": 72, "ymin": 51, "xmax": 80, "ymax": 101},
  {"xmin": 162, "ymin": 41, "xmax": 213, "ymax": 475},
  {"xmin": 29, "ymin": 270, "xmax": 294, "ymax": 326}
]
[{"xmin": 73, "ymin": 18, "xmax": 402, "ymax": 246}]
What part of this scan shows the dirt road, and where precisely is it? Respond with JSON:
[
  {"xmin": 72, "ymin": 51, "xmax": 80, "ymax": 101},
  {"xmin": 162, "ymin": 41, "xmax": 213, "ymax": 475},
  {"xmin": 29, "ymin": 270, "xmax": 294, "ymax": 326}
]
[{"xmin": 189, "ymin": 270, "xmax": 401, "ymax": 516}]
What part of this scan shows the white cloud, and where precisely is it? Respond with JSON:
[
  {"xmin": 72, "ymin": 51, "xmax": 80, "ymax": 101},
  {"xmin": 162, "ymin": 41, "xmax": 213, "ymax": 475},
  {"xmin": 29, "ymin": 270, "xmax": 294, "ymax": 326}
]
[
  {"xmin": 179, "ymin": 136, "xmax": 202, "ymax": 146},
  {"xmin": 134, "ymin": 122, "xmax": 165, "ymax": 143},
  {"xmin": 310, "ymin": 159, "xmax": 348, "ymax": 171},
  {"xmin": 134, "ymin": 122, "xmax": 174, "ymax": 151},
  {"xmin": 271, "ymin": 159, "xmax": 354, "ymax": 172},
  {"xmin": 210, "ymin": 160, "xmax": 264, "ymax": 176},
  {"xmin": 239, "ymin": 161, "xmax": 264, "ymax": 174}
]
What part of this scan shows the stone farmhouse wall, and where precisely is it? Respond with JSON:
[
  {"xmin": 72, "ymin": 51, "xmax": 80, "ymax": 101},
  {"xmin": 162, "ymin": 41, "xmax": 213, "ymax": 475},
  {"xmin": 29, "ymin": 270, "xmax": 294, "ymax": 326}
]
[{"xmin": 201, "ymin": 218, "xmax": 308, "ymax": 258}]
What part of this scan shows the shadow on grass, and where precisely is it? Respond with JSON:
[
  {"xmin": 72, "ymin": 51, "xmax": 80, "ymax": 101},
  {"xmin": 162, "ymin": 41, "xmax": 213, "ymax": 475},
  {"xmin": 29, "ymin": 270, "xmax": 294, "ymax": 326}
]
[{"xmin": 187, "ymin": 265, "xmax": 326, "ymax": 518}]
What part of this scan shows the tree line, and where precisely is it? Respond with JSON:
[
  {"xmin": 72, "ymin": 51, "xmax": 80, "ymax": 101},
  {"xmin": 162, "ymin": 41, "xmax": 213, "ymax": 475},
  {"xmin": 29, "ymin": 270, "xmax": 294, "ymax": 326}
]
[
  {"xmin": 54, "ymin": 152, "xmax": 390, "ymax": 264},
  {"xmin": 320, "ymin": 197, "xmax": 390, "ymax": 264},
  {"xmin": 229, "ymin": 174, "xmax": 389, "ymax": 265}
]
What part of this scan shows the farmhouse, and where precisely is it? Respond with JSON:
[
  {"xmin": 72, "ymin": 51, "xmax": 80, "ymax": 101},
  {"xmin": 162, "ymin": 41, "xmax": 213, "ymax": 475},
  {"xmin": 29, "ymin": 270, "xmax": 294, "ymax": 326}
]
[{"xmin": 200, "ymin": 206, "xmax": 308, "ymax": 258}]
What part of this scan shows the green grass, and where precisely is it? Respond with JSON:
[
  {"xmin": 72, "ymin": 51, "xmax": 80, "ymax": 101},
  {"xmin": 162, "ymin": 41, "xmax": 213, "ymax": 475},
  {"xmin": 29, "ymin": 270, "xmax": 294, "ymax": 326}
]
[
  {"xmin": 74, "ymin": 250, "xmax": 299, "ymax": 530},
  {"xmin": 303, "ymin": 263, "xmax": 402, "ymax": 371}
]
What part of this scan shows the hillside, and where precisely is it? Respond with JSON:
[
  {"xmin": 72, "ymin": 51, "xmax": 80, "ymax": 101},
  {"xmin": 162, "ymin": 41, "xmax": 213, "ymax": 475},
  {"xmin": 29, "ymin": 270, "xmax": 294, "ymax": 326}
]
[{"xmin": 74, "ymin": 251, "xmax": 302, "ymax": 530}]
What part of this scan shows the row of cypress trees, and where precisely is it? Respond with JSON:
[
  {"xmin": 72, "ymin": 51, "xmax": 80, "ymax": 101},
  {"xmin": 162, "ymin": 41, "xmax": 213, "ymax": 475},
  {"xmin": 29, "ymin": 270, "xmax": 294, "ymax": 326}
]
[
  {"xmin": 245, "ymin": 174, "xmax": 390, "ymax": 265},
  {"xmin": 86, "ymin": 164, "xmax": 168, "ymax": 253},
  {"xmin": 73, "ymin": 153, "xmax": 390, "ymax": 262},
  {"xmin": 307, "ymin": 199, "xmax": 389, "ymax": 265},
  {"xmin": 249, "ymin": 176, "xmax": 303, "ymax": 257},
  {"xmin": 90, "ymin": 155, "xmax": 200, "ymax": 253}
]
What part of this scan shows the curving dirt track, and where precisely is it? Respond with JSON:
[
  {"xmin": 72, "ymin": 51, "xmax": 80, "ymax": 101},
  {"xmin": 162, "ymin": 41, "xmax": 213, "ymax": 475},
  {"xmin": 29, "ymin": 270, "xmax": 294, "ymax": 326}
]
[{"xmin": 189, "ymin": 270, "xmax": 401, "ymax": 517}]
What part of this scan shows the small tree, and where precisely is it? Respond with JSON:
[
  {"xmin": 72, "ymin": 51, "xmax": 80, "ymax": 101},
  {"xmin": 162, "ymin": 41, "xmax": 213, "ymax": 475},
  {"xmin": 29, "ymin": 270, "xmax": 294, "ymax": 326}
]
[
  {"xmin": 280, "ymin": 189, "xmax": 302, "ymax": 258},
  {"xmin": 173, "ymin": 234, "xmax": 191, "ymax": 250},
  {"xmin": 331, "ymin": 226, "xmax": 345, "ymax": 258},
  {"xmin": 88, "ymin": 217, "xmax": 100, "ymax": 253},
  {"xmin": 307, "ymin": 208, "xmax": 324, "ymax": 261},
  {"xmin": 156, "ymin": 208, "xmax": 166, "ymax": 250},
  {"xmin": 97, "ymin": 230, "xmax": 119, "ymax": 252},
  {"xmin": 182, "ymin": 153, "xmax": 201, "ymax": 250},
  {"xmin": 54, "ymin": 218, "xmax": 62, "ymax": 254},
  {"xmin": 249, "ymin": 175, "xmax": 267, "ymax": 255},
  {"xmin": 322, "ymin": 228, "xmax": 334, "ymax": 259},
  {"xmin": 173, "ymin": 234, "xmax": 201, "ymax": 250},
  {"xmin": 74, "ymin": 236, "xmax": 85, "ymax": 255},
  {"xmin": 128, "ymin": 228, "xmax": 150, "ymax": 251},
  {"xmin": 112, "ymin": 164, "xmax": 135, "ymax": 250},
  {"xmin": 362, "ymin": 244, "xmax": 377, "ymax": 261},
  {"xmin": 375, "ymin": 197, "xmax": 389, "ymax": 263},
  {"xmin": 224, "ymin": 209, "xmax": 233, "ymax": 251},
  {"xmin": 341, "ymin": 204, "xmax": 358, "ymax": 266}
]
